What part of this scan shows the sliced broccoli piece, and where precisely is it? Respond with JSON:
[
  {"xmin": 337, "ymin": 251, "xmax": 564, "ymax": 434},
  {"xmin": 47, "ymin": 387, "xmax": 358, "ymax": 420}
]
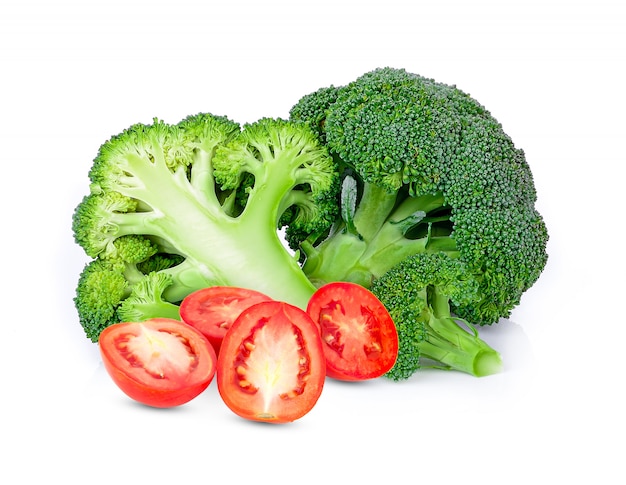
[{"xmin": 72, "ymin": 114, "xmax": 339, "ymax": 341}]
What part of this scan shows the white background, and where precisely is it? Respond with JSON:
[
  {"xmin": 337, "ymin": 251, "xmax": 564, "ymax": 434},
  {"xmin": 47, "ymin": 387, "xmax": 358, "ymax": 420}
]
[{"xmin": 1, "ymin": 0, "xmax": 624, "ymax": 483}]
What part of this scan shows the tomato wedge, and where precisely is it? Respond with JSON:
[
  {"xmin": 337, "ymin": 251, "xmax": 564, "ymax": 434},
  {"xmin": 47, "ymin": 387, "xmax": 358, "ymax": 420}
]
[
  {"xmin": 180, "ymin": 286, "xmax": 272, "ymax": 355},
  {"xmin": 307, "ymin": 282, "xmax": 399, "ymax": 381},
  {"xmin": 217, "ymin": 301, "xmax": 325, "ymax": 423},
  {"xmin": 99, "ymin": 318, "xmax": 217, "ymax": 408}
]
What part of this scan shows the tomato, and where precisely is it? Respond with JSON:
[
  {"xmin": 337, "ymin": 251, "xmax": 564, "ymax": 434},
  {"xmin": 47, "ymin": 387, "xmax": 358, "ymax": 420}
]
[
  {"xmin": 179, "ymin": 286, "xmax": 272, "ymax": 355},
  {"xmin": 99, "ymin": 318, "xmax": 217, "ymax": 408},
  {"xmin": 217, "ymin": 301, "xmax": 325, "ymax": 423},
  {"xmin": 306, "ymin": 282, "xmax": 398, "ymax": 381}
]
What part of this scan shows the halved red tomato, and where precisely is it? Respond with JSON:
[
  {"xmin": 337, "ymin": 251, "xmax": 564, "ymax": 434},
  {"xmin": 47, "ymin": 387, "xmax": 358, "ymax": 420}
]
[
  {"xmin": 307, "ymin": 282, "xmax": 398, "ymax": 381},
  {"xmin": 179, "ymin": 286, "xmax": 272, "ymax": 355},
  {"xmin": 217, "ymin": 301, "xmax": 325, "ymax": 423},
  {"xmin": 99, "ymin": 318, "xmax": 217, "ymax": 408}
]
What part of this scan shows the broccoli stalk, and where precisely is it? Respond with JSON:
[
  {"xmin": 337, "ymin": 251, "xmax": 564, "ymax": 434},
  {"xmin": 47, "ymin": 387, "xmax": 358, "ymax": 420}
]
[
  {"xmin": 302, "ymin": 179, "xmax": 455, "ymax": 287},
  {"xmin": 73, "ymin": 115, "xmax": 338, "ymax": 341},
  {"xmin": 416, "ymin": 286, "xmax": 502, "ymax": 377}
]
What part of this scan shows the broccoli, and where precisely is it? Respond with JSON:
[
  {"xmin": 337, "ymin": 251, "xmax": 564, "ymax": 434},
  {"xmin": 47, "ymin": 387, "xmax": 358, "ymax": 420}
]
[
  {"xmin": 72, "ymin": 114, "xmax": 339, "ymax": 341},
  {"xmin": 74, "ymin": 256, "xmax": 184, "ymax": 341},
  {"xmin": 371, "ymin": 253, "xmax": 502, "ymax": 379},
  {"xmin": 289, "ymin": 67, "xmax": 548, "ymax": 378}
]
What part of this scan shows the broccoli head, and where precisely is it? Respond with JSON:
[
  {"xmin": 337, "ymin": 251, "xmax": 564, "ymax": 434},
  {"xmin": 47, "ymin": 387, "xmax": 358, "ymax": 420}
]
[
  {"xmin": 289, "ymin": 67, "xmax": 548, "ymax": 377},
  {"xmin": 72, "ymin": 114, "xmax": 339, "ymax": 341}
]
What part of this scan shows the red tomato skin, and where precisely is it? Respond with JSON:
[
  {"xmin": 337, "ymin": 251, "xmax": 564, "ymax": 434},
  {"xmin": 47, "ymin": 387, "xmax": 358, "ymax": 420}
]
[
  {"xmin": 99, "ymin": 318, "xmax": 217, "ymax": 408},
  {"xmin": 216, "ymin": 301, "xmax": 326, "ymax": 424},
  {"xmin": 179, "ymin": 286, "xmax": 272, "ymax": 356},
  {"xmin": 307, "ymin": 282, "xmax": 399, "ymax": 381}
]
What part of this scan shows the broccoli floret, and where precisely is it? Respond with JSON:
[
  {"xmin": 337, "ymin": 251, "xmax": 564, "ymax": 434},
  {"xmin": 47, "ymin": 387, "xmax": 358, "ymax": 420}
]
[
  {"xmin": 289, "ymin": 67, "xmax": 548, "ymax": 377},
  {"xmin": 74, "ymin": 238, "xmax": 204, "ymax": 341},
  {"xmin": 75, "ymin": 259, "xmax": 128, "ymax": 341},
  {"xmin": 212, "ymin": 117, "xmax": 339, "ymax": 240},
  {"xmin": 371, "ymin": 253, "xmax": 502, "ymax": 379},
  {"xmin": 288, "ymin": 85, "xmax": 343, "ymax": 143},
  {"xmin": 116, "ymin": 271, "xmax": 182, "ymax": 324},
  {"xmin": 72, "ymin": 114, "xmax": 339, "ymax": 341}
]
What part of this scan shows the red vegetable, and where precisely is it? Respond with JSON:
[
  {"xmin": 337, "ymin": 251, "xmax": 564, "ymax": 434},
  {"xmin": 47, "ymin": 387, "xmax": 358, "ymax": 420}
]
[
  {"xmin": 180, "ymin": 286, "xmax": 272, "ymax": 355},
  {"xmin": 307, "ymin": 282, "xmax": 398, "ymax": 381},
  {"xmin": 217, "ymin": 301, "xmax": 326, "ymax": 423},
  {"xmin": 99, "ymin": 318, "xmax": 217, "ymax": 408}
]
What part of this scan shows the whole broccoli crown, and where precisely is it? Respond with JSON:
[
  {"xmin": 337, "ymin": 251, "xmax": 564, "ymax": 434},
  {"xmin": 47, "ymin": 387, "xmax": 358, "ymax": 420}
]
[{"xmin": 292, "ymin": 67, "xmax": 549, "ymax": 324}]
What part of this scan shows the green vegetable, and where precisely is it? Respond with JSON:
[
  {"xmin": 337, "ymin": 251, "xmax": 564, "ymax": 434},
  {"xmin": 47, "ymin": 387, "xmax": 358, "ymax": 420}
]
[
  {"xmin": 289, "ymin": 67, "xmax": 548, "ymax": 378},
  {"xmin": 371, "ymin": 253, "xmax": 502, "ymax": 379},
  {"xmin": 72, "ymin": 114, "xmax": 339, "ymax": 341}
]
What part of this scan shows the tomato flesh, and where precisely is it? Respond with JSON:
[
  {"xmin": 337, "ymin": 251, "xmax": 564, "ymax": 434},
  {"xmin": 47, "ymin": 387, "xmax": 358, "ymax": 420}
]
[
  {"xmin": 217, "ymin": 301, "xmax": 325, "ymax": 423},
  {"xmin": 179, "ymin": 286, "xmax": 272, "ymax": 355},
  {"xmin": 99, "ymin": 318, "xmax": 217, "ymax": 408},
  {"xmin": 307, "ymin": 282, "xmax": 399, "ymax": 381}
]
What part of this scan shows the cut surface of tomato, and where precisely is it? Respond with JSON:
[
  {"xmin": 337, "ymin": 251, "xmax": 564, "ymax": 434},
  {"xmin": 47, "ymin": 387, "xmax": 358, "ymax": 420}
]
[
  {"xmin": 307, "ymin": 282, "xmax": 399, "ymax": 381},
  {"xmin": 99, "ymin": 318, "xmax": 217, "ymax": 408},
  {"xmin": 217, "ymin": 301, "xmax": 325, "ymax": 423},
  {"xmin": 179, "ymin": 286, "xmax": 272, "ymax": 355}
]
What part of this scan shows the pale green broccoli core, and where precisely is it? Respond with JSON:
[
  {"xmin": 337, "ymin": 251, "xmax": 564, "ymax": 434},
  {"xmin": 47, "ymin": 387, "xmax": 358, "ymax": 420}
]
[{"xmin": 73, "ymin": 115, "xmax": 337, "ymax": 341}]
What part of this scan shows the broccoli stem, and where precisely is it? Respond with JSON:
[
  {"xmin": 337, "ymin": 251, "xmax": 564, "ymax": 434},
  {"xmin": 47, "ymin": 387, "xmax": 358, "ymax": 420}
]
[
  {"xmin": 301, "ymin": 183, "xmax": 399, "ymax": 286},
  {"xmin": 189, "ymin": 148, "xmax": 219, "ymax": 208},
  {"xmin": 159, "ymin": 259, "xmax": 221, "ymax": 303},
  {"xmin": 116, "ymin": 147, "xmax": 317, "ymax": 309},
  {"xmin": 302, "ymin": 186, "xmax": 456, "ymax": 288},
  {"xmin": 352, "ymin": 183, "xmax": 397, "ymax": 241},
  {"xmin": 359, "ymin": 191, "xmax": 456, "ymax": 275},
  {"xmin": 119, "ymin": 295, "xmax": 182, "ymax": 322},
  {"xmin": 417, "ymin": 286, "xmax": 502, "ymax": 377}
]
